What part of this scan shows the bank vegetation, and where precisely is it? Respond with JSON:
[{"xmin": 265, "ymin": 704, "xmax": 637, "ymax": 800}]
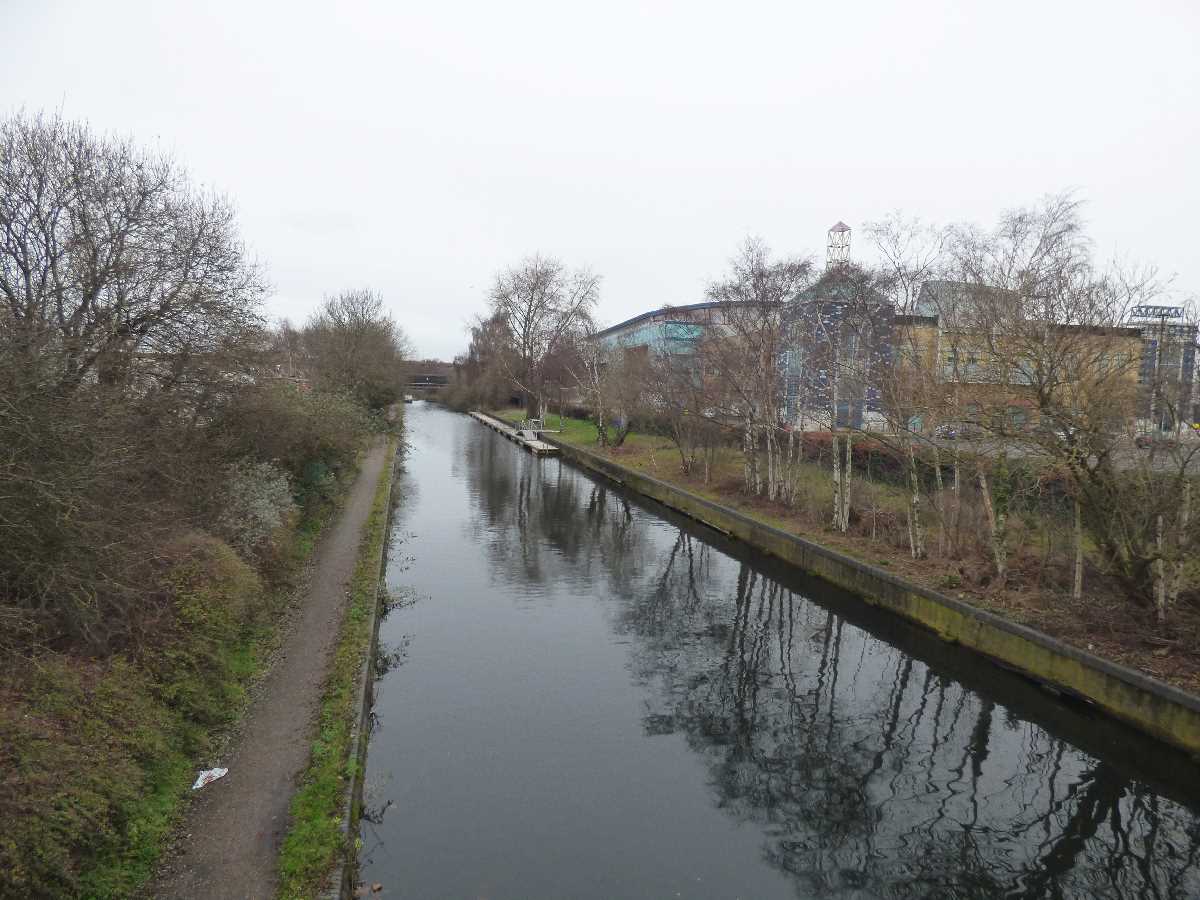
[{"xmin": 0, "ymin": 113, "xmax": 410, "ymax": 898}]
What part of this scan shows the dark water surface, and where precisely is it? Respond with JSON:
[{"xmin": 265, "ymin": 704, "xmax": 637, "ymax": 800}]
[{"xmin": 360, "ymin": 404, "xmax": 1200, "ymax": 899}]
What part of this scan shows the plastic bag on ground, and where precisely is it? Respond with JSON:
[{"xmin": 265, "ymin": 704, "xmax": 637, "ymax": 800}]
[{"xmin": 191, "ymin": 767, "xmax": 228, "ymax": 790}]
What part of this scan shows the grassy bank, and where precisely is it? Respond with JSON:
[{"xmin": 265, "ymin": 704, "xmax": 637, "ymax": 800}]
[
  {"xmin": 493, "ymin": 408, "xmax": 1200, "ymax": 696},
  {"xmin": 276, "ymin": 437, "xmax": 396, "ymax": 900},
  {"xmin": 0, "ymin": 498, "xmax": 344, "ymax": 900}
]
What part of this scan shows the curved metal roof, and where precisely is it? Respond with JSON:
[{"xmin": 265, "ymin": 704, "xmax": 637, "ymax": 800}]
[{"xmin": 591, "ymin": 301, "xmax": 721, "ymax": 339}]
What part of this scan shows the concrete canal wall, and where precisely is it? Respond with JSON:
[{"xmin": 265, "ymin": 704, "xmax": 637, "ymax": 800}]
[{"xmin": 536, "ymin": 431, "xmax": 1200, "ymax": 759}]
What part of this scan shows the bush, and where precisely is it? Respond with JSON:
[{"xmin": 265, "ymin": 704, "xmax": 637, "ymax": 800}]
[
  {"xmin": 214, "ymin": 383, "xmax": 370, "ymax": 506},
  {"xmin": 0, "ymin": 655, "xmax": 180, "ymax": 899},
  {"xmin": 146, "ymin": 535, "xmax": 266, "ymax": 733},
  {"xmin": 0, "ymin": 534, "xmax": 265, "ymax": 900},
  {"xmin": 214, "ymin": 460, "xmax": 296, "ymax": 558},
  {"xmin": 0, "ymin": 113, "xmax": 390, "ymax": 897},
  {"xmin": 0, "ymin": 368, "xmax": 182, "ymax": 651}
]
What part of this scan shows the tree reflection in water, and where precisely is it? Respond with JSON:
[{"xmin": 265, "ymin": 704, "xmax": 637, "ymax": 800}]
[{"xmin": 462, "ymin": 437, "xmax": 1200, "ymax": 899}]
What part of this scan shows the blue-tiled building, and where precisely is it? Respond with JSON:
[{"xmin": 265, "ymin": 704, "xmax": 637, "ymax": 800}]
[{"xmin": 781, "ymin": 293, "xmax": 894, "ymax": 429}]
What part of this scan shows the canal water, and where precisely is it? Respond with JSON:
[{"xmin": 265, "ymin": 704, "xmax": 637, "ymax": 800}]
[{"xmin": 360, "ymin": 403, "xmax": 1200, "ymax": 899}]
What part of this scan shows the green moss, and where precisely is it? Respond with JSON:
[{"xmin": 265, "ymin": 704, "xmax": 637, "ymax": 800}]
[
  {"xmin": 292, "ymin": 510, "xmax": 327, "ymax": 562},
  {"xmin": 76, "ymin": 752, "xmax": 192, "ymax": 899},
  {"xmin": 1, "ymin": 654, "xmax": 190, "ymax": 899},
  {"xmin": 276, "ymin": 438, "xmax": 396, "ymax": 900}
]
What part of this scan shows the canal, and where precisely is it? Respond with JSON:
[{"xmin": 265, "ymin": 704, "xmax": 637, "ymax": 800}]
[{"xmin": 360, "ymin": 403, "xmax": 1200, "ymax": 899}]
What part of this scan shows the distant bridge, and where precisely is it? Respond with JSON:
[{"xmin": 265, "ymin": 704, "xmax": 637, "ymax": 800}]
[{"xmin": 407, "ymin": 373, "xmax": 451, "ymax": 391}]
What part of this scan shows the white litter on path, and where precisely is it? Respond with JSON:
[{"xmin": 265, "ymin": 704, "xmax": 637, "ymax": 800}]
[{"xmin": 191, "ymin": 767, "xmax": 228, "ymax": 790}]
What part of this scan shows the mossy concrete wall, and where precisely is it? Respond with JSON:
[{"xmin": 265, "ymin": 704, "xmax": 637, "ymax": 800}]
[{"xmin": 544, "ymin": 434, "xmax": 1200, "ymax": 758}]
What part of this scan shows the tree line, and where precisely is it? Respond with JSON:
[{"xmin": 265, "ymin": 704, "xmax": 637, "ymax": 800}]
[
  {"xmin": 0, "ymin": 111, "xmax": 410, "ymax": 654},
  {"xmin": 448, "ymin": 195, "xmax": 1200, "ymax": 623}
]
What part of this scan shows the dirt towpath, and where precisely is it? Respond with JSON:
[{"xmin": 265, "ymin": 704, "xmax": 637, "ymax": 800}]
[{"xmin": 151, "ymin": 439, "xmax": 392, "ymax": 899}]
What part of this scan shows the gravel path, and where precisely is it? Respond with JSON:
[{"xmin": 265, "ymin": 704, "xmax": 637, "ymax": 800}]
[{"xmin": 150, "ymin": 439, "xmax": 392, "ymax": 900}]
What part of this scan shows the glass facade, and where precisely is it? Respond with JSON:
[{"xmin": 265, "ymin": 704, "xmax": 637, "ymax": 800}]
[{"xmin": 600, "ymin": 319, "xmax": 704, "ymax": 354}]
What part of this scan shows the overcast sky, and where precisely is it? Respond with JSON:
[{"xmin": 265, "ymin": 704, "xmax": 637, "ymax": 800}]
[{"xmin": 4, "ymin": 1, "xmax": 1198, "ymax": 359}]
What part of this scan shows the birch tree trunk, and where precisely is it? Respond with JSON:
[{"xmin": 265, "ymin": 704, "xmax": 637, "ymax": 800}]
[
  {"xmin": 753, "ymin": 427, "xmax": 762, "ymax": 496},
  {"xmin": 907, "ymin": 440, "xmax": 926, "ymax": 559},
  {"xmin": 840, "ymin": 431, "xmax": 852, "ymax": 532},
  {"xmin": 594, "ymin": 385, "xmax": 608, "ymax": 447},
  {"xmin": 831, "ymin": 433, "xmax": 843, "ymax": 530},
  {"xmin": 743, "ymin": 421, "xmax": 754, "ymax": 494},
  {"xmin": 932, "ymin": 444, "xmax": 946, "ymax": 558},
  {"xmin": 786, "ymin": 430, "xmax": 796, "ymax": 506},
  {"xmin": 951, "ymin": 451, "xmax": 961, "ymax": 555},
  {"xmin": 766, "ymin": 428, "xmax": 777, "ymax": 502},
  {"xmin": 978, "ymin": 465, "xmax": 1006, "ymax": 582},
  {"xmin": 830, "ymin": 352, "xmax": 841, "ymax": 529}
]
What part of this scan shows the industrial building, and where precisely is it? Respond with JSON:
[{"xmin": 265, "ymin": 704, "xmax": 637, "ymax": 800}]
[{"xmin": 589, "ymin": 225, "xmax": 1197, "ymax": 436}]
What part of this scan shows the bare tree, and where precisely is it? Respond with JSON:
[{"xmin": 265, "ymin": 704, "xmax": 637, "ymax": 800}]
[
  {"xmin": 487, "ymin": 254, "xmax": 599, "ymax": 418},
  {"xmin": 302, "ymin": 289, "xmax": 412, "ymax": 409},
  {"xmin": 446, "ymin": 310, "xmax": 518, "ymax": 411},
  {"xmin": 569, "ymin": 326, "xmax": 652, "ymax": 448},
  {"xmin": 0, "ymin": 112, "xmax": 267, "ymax": 395},
  {"xmin": 706, "ymin": 237, "xmax": 814, "ymax": 501},
  {"xmin": 947, "ymin": 194, "xmax": 1200, "ymax": 609},
  {"xmin": 867, "ymin": 214, "xmax": 951, "ymax": 555},
  {"xmin": 778, "ymin": 260, "xmax": 895, "ymax": 533},
  {"xmin": 642, "ymin": 333, "xmax": 727, "ymax": 477},
  {"xmin": 0, "ymin": 112, "xmax": 278, "ymax": 648}
]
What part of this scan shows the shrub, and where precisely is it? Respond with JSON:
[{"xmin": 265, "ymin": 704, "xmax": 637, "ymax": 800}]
[
  {"xmin": 214, "ymin": 460, "xmax": 296, "ymax": 558},
  {"xmin": 214, "ymin": 383, "xmax": 370, "ymax": 504},
  {"xmin": 0, "ymin": 655, "xmax": 179, "ymax": 899},
  {"xmin": 0, "ymin": 534, "xmax": 265, "ymax": 900},
  {"xmin": 146, "ymin": 534, "xmax": 265, "ymax": 733},
  {"xmin": 0, "ymin": 368, "xmax": 181, "ymax": 651}
]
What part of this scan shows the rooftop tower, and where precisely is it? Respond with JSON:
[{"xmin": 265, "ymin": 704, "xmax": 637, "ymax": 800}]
[{"xmin": 827, "ymin": 221, "xmax": 851, "ymax": 270}]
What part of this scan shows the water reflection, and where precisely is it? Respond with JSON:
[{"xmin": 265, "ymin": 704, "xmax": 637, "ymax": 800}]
[
  {"xmin": 617, "ymin": 548, "xmax": 1200, "ymax": 898},
  {"xmin": 370, "ymin": 407, "xmax": 1200, "ymax": 899}
]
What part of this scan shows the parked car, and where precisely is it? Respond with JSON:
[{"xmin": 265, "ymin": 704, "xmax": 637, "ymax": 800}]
[
  {"xmin": 1035, "ymin": 421, "xmax": 1080, "ymax": 442},
  {"xmin": 934, "ymin": 422, "xmax": 984, "ymax": 440}
]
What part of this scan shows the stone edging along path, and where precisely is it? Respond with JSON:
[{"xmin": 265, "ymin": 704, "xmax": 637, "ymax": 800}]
[
  {"xmin": 534, "ymin": 430, "xmax": 1200, "ymax": 759},
  {"xmin": 320, "ymin": 439, "xmax": 397, "ymax": 900}
]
